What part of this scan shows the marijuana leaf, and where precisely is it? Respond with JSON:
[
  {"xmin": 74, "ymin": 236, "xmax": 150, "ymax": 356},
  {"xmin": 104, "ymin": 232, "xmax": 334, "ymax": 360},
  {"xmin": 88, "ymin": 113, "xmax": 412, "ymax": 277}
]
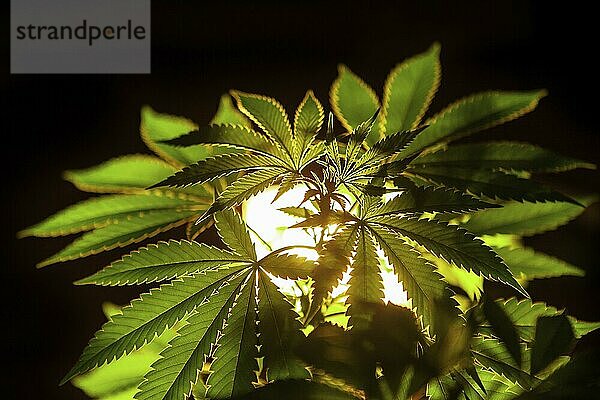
[
  {"xmin": 67, "ymin": 210, "xmax": 311, "ymax": 400},
  {"xmin": 26, "ymin": 43, "xmax": 600, "ymax": 400},
  {"xmin": 380, "ymin": 42, "xmax": 441, "ymax": 134},
  {"xmin": 22, "ymin": 96, "xmax": 250, "ymax": 266},
  {"xmin": 154, "ymin": 91, "xmax": 326, "ymax": 222}
]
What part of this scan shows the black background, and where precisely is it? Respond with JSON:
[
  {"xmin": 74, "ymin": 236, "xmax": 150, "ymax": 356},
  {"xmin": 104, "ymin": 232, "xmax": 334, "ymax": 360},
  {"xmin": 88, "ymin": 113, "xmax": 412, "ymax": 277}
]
[{"xmin": 5, "ymin": 1, "xmax": 600, "ymax": 398}]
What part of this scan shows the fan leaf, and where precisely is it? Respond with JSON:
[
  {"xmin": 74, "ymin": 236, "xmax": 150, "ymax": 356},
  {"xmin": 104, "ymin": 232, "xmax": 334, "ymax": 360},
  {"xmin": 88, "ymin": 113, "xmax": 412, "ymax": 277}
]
[
  {"xmin": 38, "ymin": 210, "xmax": 199, "ymax": 267},
  {"xmin": 211, "ymin": 94, "xmax": 252, "ymax": 127},
  {"xmin": 462, "ymin": 200, "xmax": 590, "ymax": 236},
  {"xmin": 205, "ymin": 272, "xmax": 258, "ymax": 399},
  {"xmin": 330, "ymin": 64, "xmax": 381, "ymax": 144},
  {"xmin": 370, "ymin": 226, "xmax": 447, "ymax": 332},
  {"xmin": 215, "ymin": 209, "xmax": 257, "ymax": 261},
  {"xmin": 407, "ymin": 166, "xmax": 577, "ymax": 204},
  {"xmin": 471, "ymin": 337, "xmax": 538, "ymax": 389},
  {"xmin": 366, "ymin": 186, "xmax": 498, "ymax": 219},
  {"xmin": 478, "ymin": 298, "xmax": 600, "ymax": 342},
  {"xmin": 151, "ymin": 153, "xmax": 286, "ymax": 189},
  {"xmin": 163, "ymin": 124, "xmax": 278, "ymax": 158},
  {"xmin": 381, "ymin": 43, "xmax": 441, "ymax": 134},
  {"xmin": 369, "ymin": 217, "xmax": 527, "ymax": 297},
  {"xmin": 412, "ymin": 142, "xmax": 595, "ymax": 173},
  {"xmin": 200, "ymin": 168, "xmax": 288, "ymax": 220},
  {"xmin": 259, "ymin": 253, "xmax": 316, "ymax": 279},
  {"xmin": 257, "ymin": 270, "xmax": 310, "ymax": 382},
  {"xmin": 65, "ymin": 155, "xmax": 187, "ymax": 193},
  {"xmin": 135, "ymin": 272, "xmax": 247, "ymax": 400},
  {"xmin": 401, "ymin": 90, "xmax": 547, "ymax": 156},
  {"xmin": 62, "ymin": 267, "xmax": 251, "ymax": 384},
  {"xmin": 293, "ymin": 90, "xmax": 324, "ymax": 165},
  {"xmin": 231, "ymin": 91, "xmax": 295, "ymax": 164},
  {"xmin": 346, "ymin": 227, "xmax": 384, "ymax": 328},
  {"xmin": 76, "ymin": 240, "xmax": 250, "ymax": 286},
  {"xmin": 20, "ymin": 193, "xmax": 199, "ymax": 238},
  {"xmin": 140, "ymin": 106, "xmax": 210, "ymax": 167},
  {"xmin": 494, "ymin": 247, "xmax": 584, "ymax": 281}
]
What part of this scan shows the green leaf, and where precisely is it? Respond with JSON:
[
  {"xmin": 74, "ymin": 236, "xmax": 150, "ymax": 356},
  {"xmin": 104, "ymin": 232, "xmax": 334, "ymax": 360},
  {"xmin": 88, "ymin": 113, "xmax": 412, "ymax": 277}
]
[
  {"xmin": 215, "ymin": 209, "xmax": 257, "ymax": 261},
  {"xmin": 347, "ymin": 127, "xmax": 425, "ymax": 181},
  {"xmin": 370, "ymin": 226, "xmax": 447, "ymax": 332},
  {"xmin": 140, "ymin": 106, "xmax": 211, "ymax": 167},
  {"xmin": 211, "ymin": 94, "xmax": 252, "ymax": 127},
  {"xmin": 135, "ymin": 272, "xmax": 247, "ymax": 400},
  {"xmin": 76, "ymin": 240, "xmax": 250, "ymax": 286},
  {"xmin": 259, "ymin": 253, "xmax": 316, "ymax": 279},
  {"xmin": 478, "ymin": 298, "xmax": 600, "ymax": 342},
  {"xmin": 462, "ymin": 200, "xmax": 590, "ymax": 236},
  {"xmin": 277, "ymin": 206, "xmax": 314, "ymax": 219},
  {"xmin": 62, "ymin": 267, "xmax": 251, "ymax": 384},
  {"xmin": 293, "ymin": 90, "xmax": 324, "ymax": 164},
  {"xmin": 330, "ymin": 64, "xmax": 381, "ymax": 143},
  {"xmin": 231, "ymin": 91, "xmax": 295, "ymax": 163},
  {"xmin": 445, "ymin": 368, "xmax": 523, "ymax": 400},
  {"xmin": 257, "ymin": 271, "xmax": 310, "ymax": 381},
  {"xmin": 381, "ymin": 43, "xmax": 441, "ymax": 134},
  {"xmin": 431, "ymin": 255, "xmax": 484, "ymax": 301},
  {"xmin": 346, "ymin": 227, "xmax": 384, "ymax": 327},
  {"xmin": 201, "ymin": 168, "xmax": 288, "ymax": 219},
  {"xmin": 366, "ymin": 187, "xmax": 499, "ymax": 219},
  {"xmin": 19, "ymin": 193, "xmax": 199, "ymax": 238},
  {"xmin": 482, "ymin": 297, "xmax": 523, "ymax": 367},
  {"xmin": 72, "ymin": 305, "xmax": 180, "ymax": 400},
  {"xmin": 163, "ymin": 124, "xmax": 279, "ymax": 158},
  {"xmin": 452, "ymin": 371, "xmax": 486, "ymax": 400},
  {"xmin": 407, "ymin": 166, "xmax": 576, "ymax": 204},
  {"xmin": 412, "ymin": 142, "xmax": 595, "ymax": 173},
  {"xmin": 401, "ymin": 90, "xmax": 547, "ymax": 156},
  {"xmin": 151, "ymin": 153, "xmax": 286, "ymax": 189},
  {"xmin": 368, "ymin": 217, "xmax": 527, "ymax": 297},
  {"xmin": 38, "ymin": 210, "xmax": 199, "ymax": 267},
  {"xmin": 205, "ymin": 273, "xmax": 258, "ymax": 399},
  {"xmin": 64, "ymin": 155, "xmax": 180, "ymax": 194},
  {"xmin": 494, "ymin": 247, "xmax": 584, "ymax": 281},
  {"xmin": 513, "ymin": 350, "xmax": 600, "ymax": 400},
  {"xmin": 531, "ymin": 316, "xmax": 575, "ymax": 375},
  {"xmin": 312, "ymin": 225, "xmax": 360, "ymax": 309}
]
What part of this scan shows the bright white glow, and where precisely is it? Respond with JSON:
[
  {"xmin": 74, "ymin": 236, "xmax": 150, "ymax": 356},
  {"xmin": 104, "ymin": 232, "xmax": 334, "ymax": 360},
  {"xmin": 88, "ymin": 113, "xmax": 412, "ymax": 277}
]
[
  {"xmin": 242, "ymin": 185, "xmax": 411, "ymax": 307},
  {"xmin": 377, "ymin": 248, "xmax": 411, "ymax": 308},
  {"xmin": 242, "ymin": 186, "xmax": 319, "ymax": 260}
]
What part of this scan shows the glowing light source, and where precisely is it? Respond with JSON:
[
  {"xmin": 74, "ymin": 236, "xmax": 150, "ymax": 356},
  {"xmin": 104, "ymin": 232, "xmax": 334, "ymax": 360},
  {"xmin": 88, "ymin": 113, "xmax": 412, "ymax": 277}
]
[{"xmin": 242, "ymin": 186, "xmax": 411, "ymax": 308}]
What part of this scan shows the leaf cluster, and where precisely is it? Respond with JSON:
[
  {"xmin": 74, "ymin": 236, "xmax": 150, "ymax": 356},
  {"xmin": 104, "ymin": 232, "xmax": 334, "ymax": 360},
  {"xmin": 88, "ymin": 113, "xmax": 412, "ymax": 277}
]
[{"xmin": 22, "ymin": 43, "xmax": 599, "ymax": 400}]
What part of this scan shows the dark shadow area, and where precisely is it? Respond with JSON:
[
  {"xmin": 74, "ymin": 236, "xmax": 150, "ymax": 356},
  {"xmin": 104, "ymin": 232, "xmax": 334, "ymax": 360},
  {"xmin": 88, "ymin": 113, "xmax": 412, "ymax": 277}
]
[{"xmin": 4, "ymin": 1, "xmax": 599, "ymax": 398}]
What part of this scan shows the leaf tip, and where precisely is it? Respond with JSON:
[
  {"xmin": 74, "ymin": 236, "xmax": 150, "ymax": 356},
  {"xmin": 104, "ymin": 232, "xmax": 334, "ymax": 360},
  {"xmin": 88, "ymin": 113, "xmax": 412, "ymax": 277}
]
[
  {"xmin": 429, "ymin": 41, "xmax": 442, "ymax": 54},
  {"xmin": 532, "ymin": 88, "xmax": 549, "ymax": 101},
  {"xmin": 74, "ymin": 276, "xmax": 94, "ymax": 285},
  {"xmin": 336, "ymin": 63, "xmax": 349, "ymax": 74},
  {"xmin": 16, "ymin": 228, "xmax": 31, "ymax": 239},
  {"xmin": 36, "ymin": 258, "xmax": 56, "ymax": 269}
]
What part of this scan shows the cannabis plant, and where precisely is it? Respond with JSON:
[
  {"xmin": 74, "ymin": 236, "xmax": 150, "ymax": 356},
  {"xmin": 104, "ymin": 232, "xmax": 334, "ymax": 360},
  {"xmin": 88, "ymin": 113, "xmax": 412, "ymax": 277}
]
[{"xmin": 23, "ymin": 43, "xmax": 599, "ymax": 400}]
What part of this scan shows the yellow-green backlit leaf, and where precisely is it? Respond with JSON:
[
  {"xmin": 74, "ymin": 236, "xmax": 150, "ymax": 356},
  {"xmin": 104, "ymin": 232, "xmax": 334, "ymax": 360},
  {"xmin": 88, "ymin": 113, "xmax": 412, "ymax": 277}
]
[
  {"xmin": 20, "ymin": 193, "xmax": 199, "ymax": 238},
  {"xmin": 38, "ymin": 210, "xmax": 198, "ymax": 267},
  {"xmin": 64, "ymin": 155, "xmax": 177, "ymax": 193},
  {"xmin": 140, "ymin": 106, "xmax": 212, "ymax": 167},
  {"xmin": 330, "ymin": 64, "xmax": 381, "ymax": 144},
  {"xmin": 462, "ymin": 200, "xmax": 591, "ymax": 236},
  {"xmin": 211, "ymin": 94, "xmax": 252, "ymax": 127},
  {"xmin": 402, "ymin": 90, "xmax": 547, "ymax": 156},
  {"xmin": 381, "ymin": 43, "xmax": 440, "ymax": 134}
]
